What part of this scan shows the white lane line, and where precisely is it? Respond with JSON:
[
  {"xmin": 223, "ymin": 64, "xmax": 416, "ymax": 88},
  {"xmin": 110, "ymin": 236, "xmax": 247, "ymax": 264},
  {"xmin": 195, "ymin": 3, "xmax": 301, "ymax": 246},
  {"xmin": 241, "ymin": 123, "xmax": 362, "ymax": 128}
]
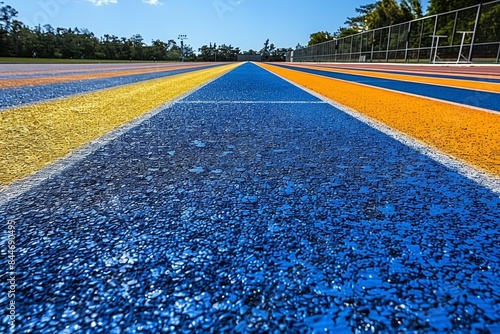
[
  {"xmin": 176, "ymin": 101, "xmax": 327, "ymax": 104},
  {"xmin": 259, "ymin": 64, "xmax": 500, "ymax": 196},
  {"xmin": 0, "ymin": 70, "xmax": 234, "ymax": 206},
  {"xmin": 275, "ymin": 64, "xmax": 500, "ymax": 115},
  {"xmin": 0, "ymin": 64, "xmax": 226, "ymax": 112},
  {"xmin": 282, "ymin": 63, "xmax": 500, "ymax": 97}
]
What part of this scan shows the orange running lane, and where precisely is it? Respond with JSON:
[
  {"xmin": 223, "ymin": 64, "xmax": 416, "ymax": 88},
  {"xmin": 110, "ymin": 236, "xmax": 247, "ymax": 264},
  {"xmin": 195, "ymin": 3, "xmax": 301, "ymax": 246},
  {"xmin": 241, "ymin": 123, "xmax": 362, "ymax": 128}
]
[
  {"xmin": 294, "ymin": 63, "xmax": 500, "ymax": 79},
  {"xmin": 259, "ymin": 63, "xmax": 500, "ymax": 177},
  {"xmin": 0, "ymin": 63, "xmax": 190, "ymax": 77},
  {"xmin": 280, "ymin": 63, "xmax": 500, "ymax": 94},
  {"xmin": 0, "ymin": 63, "xmax": 216, "ymax": 89}
]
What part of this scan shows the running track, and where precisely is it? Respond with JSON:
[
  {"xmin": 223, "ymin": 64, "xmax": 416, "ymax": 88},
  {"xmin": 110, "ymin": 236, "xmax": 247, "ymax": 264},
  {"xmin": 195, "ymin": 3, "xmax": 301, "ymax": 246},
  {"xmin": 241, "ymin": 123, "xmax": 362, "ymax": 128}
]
[{"xmin": 1, "ymin": 62, "xmax": 500, "ymax": 333}]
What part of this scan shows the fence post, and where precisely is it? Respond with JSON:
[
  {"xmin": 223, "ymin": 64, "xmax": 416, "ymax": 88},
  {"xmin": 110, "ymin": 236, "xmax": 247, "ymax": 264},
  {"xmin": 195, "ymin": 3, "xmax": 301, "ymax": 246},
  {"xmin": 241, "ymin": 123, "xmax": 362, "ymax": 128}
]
[
  {"xmin": 457, "ymin": 31, "xmax": 474, "ymax": 63},
  {"xmin": 291, "ymin": 0, "xmax": 500, "ymax": 64},
  {"xmin": 468, "ymin": 3, "xmax": 481, "ymax": 62},
  {"xmin": 405, "ymin": 21, "xmax": 411, "ymax": 62},
  {"xmin": 371, "ymin": 30, "xmax": 375, "ymax": 62},
  {"xmin": 335, "ymin": 39, "xmax": 338, "ymax": 62},
  {"xmin": 386, "ymin": 26, "xmax": 391, "ymax": 62},
  {"xmin": 360, "ymin": 32, "xmax": 364, "ymax": 61},
  {"xmin": 417, "ymin": 18, "xmax": 425, "ymax": 62},
  {"xmin": 451, "ymin": 11, "xmax": 459, "ymax": 46},
  {"xmin": 350, "ymin": 35, "xmax": 354, "ymax": 62},
  {"xmin": 430, "ymin": 15, "xmax": 438, "ymax": 63}
]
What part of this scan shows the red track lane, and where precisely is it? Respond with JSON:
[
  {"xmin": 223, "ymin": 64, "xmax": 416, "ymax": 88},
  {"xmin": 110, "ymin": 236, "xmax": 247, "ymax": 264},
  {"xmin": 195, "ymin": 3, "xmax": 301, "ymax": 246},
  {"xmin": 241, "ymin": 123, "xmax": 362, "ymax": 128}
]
[
  {"xmin": 285, "ymin": 62, "xmax": 500, "ymax": 79},
  {"xmin": 0, "ymin": 62, "xmax": 226, "ymax": 76}
]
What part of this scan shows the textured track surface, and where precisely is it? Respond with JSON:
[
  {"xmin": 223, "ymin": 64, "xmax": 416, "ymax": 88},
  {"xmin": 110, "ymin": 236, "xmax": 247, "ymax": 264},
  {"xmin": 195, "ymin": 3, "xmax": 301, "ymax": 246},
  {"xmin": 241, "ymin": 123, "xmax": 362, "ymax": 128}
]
[
  {"xmin": 1, "ymin": 63, "xmax": 500, "ymax": 333},
  {"xmin": 273, "ymin": 64, "xmax": 500, "ymax": 111},
  {"xmin": 261, "ymin": 63, "xmax": 500, "ymax": 178},
  {"xmin": 0, "ymin": 63, "xmax": 217, "ymax": 88},
  {"xmin": 0, "ymin": 63, "xmax": 239, "ymax": 185},
  {"xmin": 0, "ymin": 63, "xmax": 207, "ymax": 77},
  {"xmin": 296, "ymin": 63, "xmax": 500, "ymax": 79},
  {"xmin": 0, "ymin": 63, "xmax": 222, "ymax": 110}
]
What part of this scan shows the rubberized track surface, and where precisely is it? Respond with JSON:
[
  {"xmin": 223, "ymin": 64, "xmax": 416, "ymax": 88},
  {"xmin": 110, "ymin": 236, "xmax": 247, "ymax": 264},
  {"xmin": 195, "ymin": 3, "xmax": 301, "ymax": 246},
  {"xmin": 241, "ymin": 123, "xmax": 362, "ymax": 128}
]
[
  {"xmin": 0, "ymin": 64, "xmax": 237, "ymax": 184},
  {"xmin": 273, "ymin": 64, "xmax": 500, "ymax": 110},
  {"xmin": 1, "ymin": 63, "xmax": 500, "ymax": 333},
  {"xmin": 262, "ymin": 63, "xmax": 500, "ymax": 178},
  {"xmin": 0, "ymin": 63, "xmax": 223, "ymax": 109},
  {"xmin": 300, "ymin": 63, "xmax": 500, "ymax": 79}
]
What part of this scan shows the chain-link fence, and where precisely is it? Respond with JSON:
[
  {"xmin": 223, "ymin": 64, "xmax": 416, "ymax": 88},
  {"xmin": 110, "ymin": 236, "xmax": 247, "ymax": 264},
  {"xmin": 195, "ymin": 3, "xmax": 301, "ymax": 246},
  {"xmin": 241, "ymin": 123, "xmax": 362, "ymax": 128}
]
[{"xmin": 287, "ymin": 0, "xmax": 500, "ymax": 64}]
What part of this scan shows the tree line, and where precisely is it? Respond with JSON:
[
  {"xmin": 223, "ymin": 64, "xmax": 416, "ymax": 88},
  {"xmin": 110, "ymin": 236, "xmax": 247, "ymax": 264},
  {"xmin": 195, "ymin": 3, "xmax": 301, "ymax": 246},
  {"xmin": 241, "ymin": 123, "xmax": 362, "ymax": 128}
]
[
  {"xmin": 197, "ymin": 41, "xmax": 292, "ymax": 62},
  {"xmin": 0, "ymin": 2, "xmax": 191, "ymax": 61},
  {"xmin": 307, "ymin": 0, "xmax": 489, "ymax": 46},
  {"xmin": 0, "ymin": 2, "xmax": 291, "ymax": 61}
]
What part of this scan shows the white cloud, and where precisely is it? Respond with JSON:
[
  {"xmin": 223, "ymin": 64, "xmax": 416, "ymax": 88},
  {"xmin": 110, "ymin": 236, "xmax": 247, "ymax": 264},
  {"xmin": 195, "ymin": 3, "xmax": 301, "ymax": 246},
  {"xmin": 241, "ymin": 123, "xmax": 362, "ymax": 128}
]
[
  {"xmin": 142, "ymin": 0, "xmax": 162, "ymax": 5},
  {"xmin": 87, "ymin": 0, "xmax": 118, "ymax": 6}
]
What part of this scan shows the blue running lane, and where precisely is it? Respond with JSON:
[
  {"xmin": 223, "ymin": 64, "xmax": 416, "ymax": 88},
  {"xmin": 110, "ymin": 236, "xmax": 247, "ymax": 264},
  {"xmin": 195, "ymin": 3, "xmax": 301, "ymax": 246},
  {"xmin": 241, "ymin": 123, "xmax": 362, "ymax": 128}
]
[
  {"xmin": 308, "ymin": 64, "xmax": 500, "ymax": 84},
  {"xmin": 1, "ymin": 63, "xmax": 500, "ymax": 333},
  {"xmin": 273, "ymin": 64, "xmax": 500, "ymax": 112},
  {"xmin": 0, "ymin": 65, "xmax": 221, "ymax": 110}
]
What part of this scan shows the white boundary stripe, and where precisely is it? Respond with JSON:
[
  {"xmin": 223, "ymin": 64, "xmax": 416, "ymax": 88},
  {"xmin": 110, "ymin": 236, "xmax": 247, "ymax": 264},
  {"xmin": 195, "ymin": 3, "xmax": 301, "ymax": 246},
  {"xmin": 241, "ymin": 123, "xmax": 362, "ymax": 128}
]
[
  {"xmin": 277, "ymin": 64, "xmax": 500, "ymax": 116},
  {"xmin": 0, "ymin": 65, "xmax": 239, "ymax": 206},
  {"xmin": 176, "ymin": 100, "xmax": 327, "ymax": 104},
  {"xmin": 258, "ymin": 63, "xmax": 500, "ymax": 196},
  {"xmin": 0, "ymin": 64, "xmax": 226, "ymax": 113},
  {"xmin": 282, "ymin": 63, "xmax": 500, "ymax": 97}
]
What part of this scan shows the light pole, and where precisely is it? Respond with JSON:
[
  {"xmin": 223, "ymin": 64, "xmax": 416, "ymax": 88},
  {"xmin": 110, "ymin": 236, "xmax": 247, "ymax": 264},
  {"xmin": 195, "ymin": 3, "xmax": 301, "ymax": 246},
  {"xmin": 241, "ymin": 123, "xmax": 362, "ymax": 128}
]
[{"xmin": 178, "ymin": 34, "xmax": 188, "ymax": 62}]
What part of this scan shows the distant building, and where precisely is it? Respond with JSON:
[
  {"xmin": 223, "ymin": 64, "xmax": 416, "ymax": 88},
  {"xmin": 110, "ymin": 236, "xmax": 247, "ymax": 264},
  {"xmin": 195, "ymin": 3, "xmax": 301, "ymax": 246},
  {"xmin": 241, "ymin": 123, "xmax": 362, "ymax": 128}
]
[{"xmin": 237, "ymin": 54, "xmax": 262, "ymax": 62}]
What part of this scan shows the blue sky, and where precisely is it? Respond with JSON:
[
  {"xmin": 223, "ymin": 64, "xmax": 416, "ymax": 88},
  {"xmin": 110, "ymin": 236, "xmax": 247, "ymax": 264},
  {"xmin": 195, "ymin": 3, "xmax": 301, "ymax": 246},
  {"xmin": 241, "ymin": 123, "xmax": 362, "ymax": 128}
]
[{"xmin": 12, "ymin": 0, "xmax": 429, "ymax": 52}]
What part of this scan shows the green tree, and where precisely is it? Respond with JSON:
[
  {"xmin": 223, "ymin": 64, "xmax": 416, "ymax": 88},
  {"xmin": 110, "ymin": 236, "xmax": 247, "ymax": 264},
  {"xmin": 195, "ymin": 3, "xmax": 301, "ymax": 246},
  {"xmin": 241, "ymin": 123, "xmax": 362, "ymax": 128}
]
[
  {"xmin": 198, "ymin": 44, "xmax": 213, "ymax": 61},
  {"xmin": 260, "ymin": 38, "xmax": 270, "ymax": 59},
  {"xmin": 307, "ymin": 31, "xmax": 335, "ymax": 46},
  {"xmin": 147, "ymin": 39, "xmax": 168, "ymax": 60},
  {"xmin": 166, "ymin": 44, "xmax": 182, "ymax": 61},
  {"xmin": 269, "ymin": 42, "xmax": 276, "ymax": 56},
  {"xmin": 428, "ymin": 0, "xmax": 485, "ymax": 15},
  {"xmin": 199, "ymin": 43, "xmax": 240, "ymax": 61},
  {"xmin": 218, "ymin": 44, "xmax": 238, "ymax": 61},
  {"xmin": 0, "ymin": 1, "xmax": 258, "ymax": 61},
  {"xmin": 270, "ymin": 47, "xmax": 291, "ymax": 61},
  {"xmin": 344, "ymin": 3, "xmax": 378, "ymax": 33},
  {"xmin": 401, "ymin": 0, "xmax": 423, "ymax": 18},
  {"xmin": 186, "ymin": 45, "xmax": 195, "ymax": 61},
  {"xmin": 473, "ymin": 2, "xmax": 500, "ymax": 45},
  {"xmin": 119, "ymin": 37, "xmax": 131, "ymax": 60},
  {"xmin": 366, "ymin": 0, "xmax": 415, "ymax": 29},
  {"xmin": 0, "ymin": 1, "xmax": 17, "ymax": 31},
  {"xmin": 334, "ymin": 0, "xmax": 422, "ymax": 38},
  {"xmin": 0, "ymin": 1, "xmax": 18, "ymax": 56},
  {"xmin": 242, "ymin": 49, "xmax": 258, "ymax": 55},
  {"xmin": 335, "ymin": 26, "xmax": 363, "ymax": 38},
  {"xmin": 101, "ymin": 34, "xmax": 118, "ymax": 59},
  {"xmin": 130, "ymin": 34, "xmax": 144, "ymax": 60}
]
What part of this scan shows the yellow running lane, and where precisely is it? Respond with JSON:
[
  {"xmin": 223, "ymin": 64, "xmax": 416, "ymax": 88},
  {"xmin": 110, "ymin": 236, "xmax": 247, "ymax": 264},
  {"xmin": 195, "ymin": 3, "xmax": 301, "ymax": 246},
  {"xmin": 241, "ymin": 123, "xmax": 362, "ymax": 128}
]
[
  {"xmin": 260, "ymin": 63, "xmax": 500, "ymax": 177},
  {"xmin": 280, "ymin": 63, "xmax": 500, "ymax": 94},
  {"xmin": 0, "ymin": 63, "xmax": 214, "ymax": 89},
  {"xmin": 0, "ymin": 63, "xmax": 240, "ymax": 185}
]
